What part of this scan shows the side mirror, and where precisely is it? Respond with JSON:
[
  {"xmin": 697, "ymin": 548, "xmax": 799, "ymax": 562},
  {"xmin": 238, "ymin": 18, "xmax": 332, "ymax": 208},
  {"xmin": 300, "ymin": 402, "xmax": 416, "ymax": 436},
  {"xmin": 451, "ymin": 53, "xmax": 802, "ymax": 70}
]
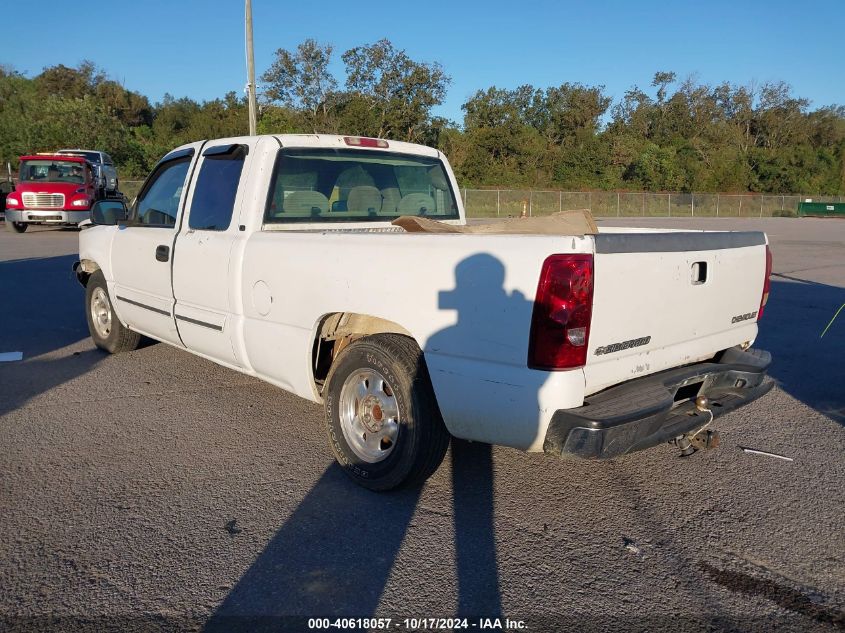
[{"xmin": 91, "ymin": 199, "xmax": 128, "ymax": 225}]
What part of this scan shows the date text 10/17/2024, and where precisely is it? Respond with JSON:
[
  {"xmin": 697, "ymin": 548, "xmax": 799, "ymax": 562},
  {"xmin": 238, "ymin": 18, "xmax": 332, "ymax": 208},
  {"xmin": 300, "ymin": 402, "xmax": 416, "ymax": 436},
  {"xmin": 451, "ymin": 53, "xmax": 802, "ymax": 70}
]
[{"xmin": 308, "ymin": 618, "xmax": 528, "ymax": 630}]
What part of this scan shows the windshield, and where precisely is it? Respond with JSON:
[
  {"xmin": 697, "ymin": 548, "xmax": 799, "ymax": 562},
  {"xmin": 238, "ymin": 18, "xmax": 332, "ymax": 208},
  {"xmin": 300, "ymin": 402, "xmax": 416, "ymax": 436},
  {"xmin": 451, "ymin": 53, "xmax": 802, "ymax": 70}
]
[
  {"xmin": 19, "ymin": 160, "xmax": 87, "ymax": 184},
  {"xmin": 265, "ymin": 148, "xmax": 459, "ymax": 223}
]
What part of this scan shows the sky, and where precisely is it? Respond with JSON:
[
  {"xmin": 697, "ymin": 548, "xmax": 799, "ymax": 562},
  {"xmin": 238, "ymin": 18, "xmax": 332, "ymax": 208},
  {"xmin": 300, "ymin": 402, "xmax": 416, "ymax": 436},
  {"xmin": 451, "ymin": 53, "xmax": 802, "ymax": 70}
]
[{"xmin": 3, "ymin": 0, "xmax": 843, "ymax": 124}]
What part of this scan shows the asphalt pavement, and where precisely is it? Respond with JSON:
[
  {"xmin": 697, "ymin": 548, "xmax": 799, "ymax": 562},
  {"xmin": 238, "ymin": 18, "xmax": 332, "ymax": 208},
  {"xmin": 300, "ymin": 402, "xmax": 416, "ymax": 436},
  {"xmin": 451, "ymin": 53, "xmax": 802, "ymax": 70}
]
[{"xmin": 0, "ymin": 219, "xmax": 843, "ymax": 632}]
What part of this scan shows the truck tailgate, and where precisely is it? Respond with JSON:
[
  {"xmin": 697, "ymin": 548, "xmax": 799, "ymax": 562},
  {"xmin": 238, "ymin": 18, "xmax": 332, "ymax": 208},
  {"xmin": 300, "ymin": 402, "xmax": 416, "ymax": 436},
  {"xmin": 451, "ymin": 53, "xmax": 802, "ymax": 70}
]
[{"xmin": 584, "ymin": 230, "xmax": 769, "ymax": 395}]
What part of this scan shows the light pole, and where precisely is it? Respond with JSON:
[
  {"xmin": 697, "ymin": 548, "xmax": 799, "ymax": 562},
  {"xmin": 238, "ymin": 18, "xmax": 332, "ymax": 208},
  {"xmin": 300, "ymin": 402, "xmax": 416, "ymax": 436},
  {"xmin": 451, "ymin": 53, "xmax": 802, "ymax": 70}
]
[{"xmin": 245, "ymin": 0, "xmax": 257, "ymax": 135}]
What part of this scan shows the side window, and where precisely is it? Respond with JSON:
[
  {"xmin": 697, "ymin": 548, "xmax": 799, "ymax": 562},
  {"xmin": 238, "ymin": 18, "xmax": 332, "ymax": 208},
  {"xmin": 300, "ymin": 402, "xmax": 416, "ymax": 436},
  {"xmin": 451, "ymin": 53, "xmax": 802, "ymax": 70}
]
[
  {"xmin": 188, "ymin": 146, "xmax": 247, "ymax": 231},
  {"xmin": 133, "ymin": 157, "xmax": 191, "ymax": 227},
  {"xmin": 103, "ymin": 154, "xmax": 114, "ymax": 166}
]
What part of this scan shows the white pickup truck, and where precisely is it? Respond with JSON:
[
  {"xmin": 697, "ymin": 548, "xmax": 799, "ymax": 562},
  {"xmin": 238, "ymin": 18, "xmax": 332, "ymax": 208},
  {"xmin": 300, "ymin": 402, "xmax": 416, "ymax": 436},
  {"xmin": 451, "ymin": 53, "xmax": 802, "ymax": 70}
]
[{"xmin": 74, "ymin": 134, "xmax": 774, "ymax": 490}]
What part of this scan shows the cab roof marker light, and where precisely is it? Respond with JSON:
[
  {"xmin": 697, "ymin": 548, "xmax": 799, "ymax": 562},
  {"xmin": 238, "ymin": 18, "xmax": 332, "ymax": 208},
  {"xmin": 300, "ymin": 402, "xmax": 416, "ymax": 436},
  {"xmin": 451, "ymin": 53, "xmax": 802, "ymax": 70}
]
[{"xmin": 344, "ymin": 137, "xmax": 389, "ymax": 148}]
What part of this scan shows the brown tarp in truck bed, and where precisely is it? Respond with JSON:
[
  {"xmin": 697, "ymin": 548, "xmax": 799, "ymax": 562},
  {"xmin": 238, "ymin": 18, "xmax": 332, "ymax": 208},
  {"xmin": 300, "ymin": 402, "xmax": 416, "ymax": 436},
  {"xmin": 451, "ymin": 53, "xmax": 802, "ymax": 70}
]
[{"xmin": 392, "ymin": 209, "xmax": 598, "ymax": 236}]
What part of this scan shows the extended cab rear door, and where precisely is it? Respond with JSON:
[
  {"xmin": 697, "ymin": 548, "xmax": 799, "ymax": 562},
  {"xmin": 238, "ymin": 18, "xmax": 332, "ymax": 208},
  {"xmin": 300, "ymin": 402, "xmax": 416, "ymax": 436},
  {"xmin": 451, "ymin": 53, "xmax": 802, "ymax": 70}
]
[
  {"xmin": 171, "ymin": 137, "xmax": 259, "ymax": 367},
  {"xmin": 110, "ymin": 144, "xmax": 202, "ymax": 346}
]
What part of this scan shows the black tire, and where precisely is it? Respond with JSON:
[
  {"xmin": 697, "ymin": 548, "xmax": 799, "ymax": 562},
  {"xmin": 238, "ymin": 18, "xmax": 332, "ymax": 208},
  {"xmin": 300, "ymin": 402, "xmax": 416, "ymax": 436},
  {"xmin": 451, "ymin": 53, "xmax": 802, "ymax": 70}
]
[
  {"xmin": 324, "ymin": 334, "xmax": 451, "ymax": 491},
  {"xmin": 85, "ymin": 271, "xmax": 141, "ymax": 354},
  {"xmin": 5, "ymin": 220, "xmax": 27, "ymax": 233}
]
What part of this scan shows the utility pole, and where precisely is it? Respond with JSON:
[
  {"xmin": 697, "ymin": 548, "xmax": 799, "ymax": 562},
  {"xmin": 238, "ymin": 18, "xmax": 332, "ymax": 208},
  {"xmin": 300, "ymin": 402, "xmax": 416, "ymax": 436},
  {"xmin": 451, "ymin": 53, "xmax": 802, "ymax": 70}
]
[{"xmin": 245, "ymin": 0, "xmax": 257, "ymax": 135}]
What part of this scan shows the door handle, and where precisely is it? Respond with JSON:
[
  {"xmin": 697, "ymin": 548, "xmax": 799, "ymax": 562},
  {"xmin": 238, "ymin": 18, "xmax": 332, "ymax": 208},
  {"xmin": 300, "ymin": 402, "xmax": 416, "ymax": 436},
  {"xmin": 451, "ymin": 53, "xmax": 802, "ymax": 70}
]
[{"xmin": 155, "ymin": 245, "xmax": 170, "ymax": 262}]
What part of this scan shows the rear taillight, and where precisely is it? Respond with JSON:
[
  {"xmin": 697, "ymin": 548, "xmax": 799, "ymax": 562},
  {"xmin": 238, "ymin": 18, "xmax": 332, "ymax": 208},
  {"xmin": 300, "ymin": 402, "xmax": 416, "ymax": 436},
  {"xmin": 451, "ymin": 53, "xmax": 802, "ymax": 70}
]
[
  {"xmin": 758, "ymin": 245, "xmax": 772, "ymax": 320},
  {"xmin": 528, "ymin": 254, "xmax": 594, "ymax": 370}
]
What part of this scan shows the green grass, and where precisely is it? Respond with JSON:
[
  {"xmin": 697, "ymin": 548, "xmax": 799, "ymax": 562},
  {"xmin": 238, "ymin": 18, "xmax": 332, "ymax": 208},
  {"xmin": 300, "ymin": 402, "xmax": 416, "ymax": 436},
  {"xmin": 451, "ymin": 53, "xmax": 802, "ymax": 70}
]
[{"xmin": 119, "ymin": 180, "xmax": 144, "ymax": 202}]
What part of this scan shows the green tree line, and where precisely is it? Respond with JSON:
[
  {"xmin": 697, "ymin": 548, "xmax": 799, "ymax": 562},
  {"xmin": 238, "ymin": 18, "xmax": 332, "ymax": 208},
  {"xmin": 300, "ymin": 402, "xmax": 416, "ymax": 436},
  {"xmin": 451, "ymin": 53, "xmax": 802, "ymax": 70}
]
[{"xmin": 2, "ymin": 40, "xmax": 843, "ymax": 194}]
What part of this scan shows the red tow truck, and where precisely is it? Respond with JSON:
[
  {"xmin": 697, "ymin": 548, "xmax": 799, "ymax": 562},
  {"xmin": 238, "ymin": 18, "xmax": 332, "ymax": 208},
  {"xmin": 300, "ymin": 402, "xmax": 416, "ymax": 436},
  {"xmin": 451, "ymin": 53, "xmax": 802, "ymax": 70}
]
[{"xmin": 4, "ymin": 153, "xmax": 98, "ymax": 233}]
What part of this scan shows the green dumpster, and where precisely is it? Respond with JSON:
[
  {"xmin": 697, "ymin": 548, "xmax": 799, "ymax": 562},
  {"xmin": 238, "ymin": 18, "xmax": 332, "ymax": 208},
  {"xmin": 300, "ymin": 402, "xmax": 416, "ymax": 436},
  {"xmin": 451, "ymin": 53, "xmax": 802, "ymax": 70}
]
[{"xmin": 798, "ymin": 202, "xmax": 845, "ymax": 217}]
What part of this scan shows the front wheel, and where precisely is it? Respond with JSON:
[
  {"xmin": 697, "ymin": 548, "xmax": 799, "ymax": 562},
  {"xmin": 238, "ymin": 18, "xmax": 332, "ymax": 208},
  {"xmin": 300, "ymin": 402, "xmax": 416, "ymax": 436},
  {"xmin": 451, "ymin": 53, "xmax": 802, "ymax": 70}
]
[
  {"xmin": 85, "ymin": 271, "xmax": 141, "ymax": 354},
  {"xmin": 5, "ymin": 220, "xmax": 27, "ymax": 233},
  {"xmin": 324, "ymin": 334, "xmax": 450, "ymax": 491}
]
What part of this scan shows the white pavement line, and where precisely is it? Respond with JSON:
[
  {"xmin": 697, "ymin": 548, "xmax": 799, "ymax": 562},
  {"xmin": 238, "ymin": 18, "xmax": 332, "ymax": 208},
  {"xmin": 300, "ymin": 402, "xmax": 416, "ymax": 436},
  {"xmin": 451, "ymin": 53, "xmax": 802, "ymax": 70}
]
[{"xmin": 0, "ymin": 351, "xmax": 24, "ymax": 362}]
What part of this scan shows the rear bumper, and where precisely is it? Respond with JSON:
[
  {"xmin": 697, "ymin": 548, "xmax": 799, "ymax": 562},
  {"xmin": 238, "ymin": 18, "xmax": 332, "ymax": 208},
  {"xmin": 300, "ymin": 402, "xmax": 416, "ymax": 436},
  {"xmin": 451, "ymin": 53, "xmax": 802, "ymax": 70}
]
[
  {"xmin": 544, "ymin": 347, "xmax": 774, "ymax": 459},
  {"xmin": 5, "ymin": 209, "xmax": 88, "ymax": 225}
]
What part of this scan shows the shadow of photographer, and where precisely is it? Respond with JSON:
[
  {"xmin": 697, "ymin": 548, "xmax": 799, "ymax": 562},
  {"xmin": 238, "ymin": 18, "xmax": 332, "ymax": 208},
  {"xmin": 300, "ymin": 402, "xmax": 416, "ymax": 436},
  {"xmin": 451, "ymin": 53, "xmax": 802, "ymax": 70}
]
[{"xmin": 207, "ymin": 253, "xmax": 551, "ymax": 631}]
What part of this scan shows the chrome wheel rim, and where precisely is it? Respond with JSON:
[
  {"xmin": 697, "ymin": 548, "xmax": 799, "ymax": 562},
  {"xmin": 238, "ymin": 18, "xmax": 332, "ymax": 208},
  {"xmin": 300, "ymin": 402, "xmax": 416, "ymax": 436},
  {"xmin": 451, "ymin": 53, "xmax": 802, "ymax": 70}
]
[
  {"xmin": 90, "ymin": 287, "xmax": 112, "ymax": 339},
  {"xmin": 339, "ymin": 368, "xmax": 400, "ymax": 463}
]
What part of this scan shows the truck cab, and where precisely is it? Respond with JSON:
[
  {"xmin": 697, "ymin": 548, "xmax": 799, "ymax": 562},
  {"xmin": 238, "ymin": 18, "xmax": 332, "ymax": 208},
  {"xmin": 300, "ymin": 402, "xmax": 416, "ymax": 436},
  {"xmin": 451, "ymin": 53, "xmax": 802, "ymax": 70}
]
[{"xmin": 4, "ymin": 154, "xmax": 97, "ymax": 233}]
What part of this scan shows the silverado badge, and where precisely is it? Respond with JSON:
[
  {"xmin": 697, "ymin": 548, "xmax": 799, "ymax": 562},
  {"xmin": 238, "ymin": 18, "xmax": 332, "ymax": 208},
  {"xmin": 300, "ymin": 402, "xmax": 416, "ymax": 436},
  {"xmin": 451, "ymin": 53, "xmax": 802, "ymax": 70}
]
[{"xmin": 595, "ymin": 336, "xmax": 652, "ymax": 355}]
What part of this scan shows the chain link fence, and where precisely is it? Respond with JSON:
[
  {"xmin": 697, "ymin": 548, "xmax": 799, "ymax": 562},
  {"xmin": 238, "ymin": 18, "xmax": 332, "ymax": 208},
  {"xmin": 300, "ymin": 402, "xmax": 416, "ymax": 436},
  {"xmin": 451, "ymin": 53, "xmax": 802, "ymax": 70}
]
[
  {"xmin": 118, "ymin": 180, "xmax": 842, "ymax": 219},
  {"xmin": 458, "ymin": 189, "xmax": 845, "ymax": 219}
]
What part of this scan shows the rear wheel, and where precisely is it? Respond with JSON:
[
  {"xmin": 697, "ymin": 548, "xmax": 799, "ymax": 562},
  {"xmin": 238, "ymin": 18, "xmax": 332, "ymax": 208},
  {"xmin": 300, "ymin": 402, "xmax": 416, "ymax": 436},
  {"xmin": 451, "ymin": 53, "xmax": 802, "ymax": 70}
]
[
  {"xmin": 5, "ymin": 220, "xmax": 27, "ymax": 233},
  {"xmin": 85, "ymin": 271, "xmax": 141, "ymax": 354},
  {"xmin": 324, "ymin": 334, "xmax": 450, "ymax": 491}
]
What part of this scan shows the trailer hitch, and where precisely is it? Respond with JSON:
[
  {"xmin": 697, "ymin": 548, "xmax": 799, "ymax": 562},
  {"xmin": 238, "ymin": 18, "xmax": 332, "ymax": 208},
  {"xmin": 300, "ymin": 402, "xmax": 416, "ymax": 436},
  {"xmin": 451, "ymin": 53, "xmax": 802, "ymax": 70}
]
[{"xmin": 673, "ymin": 395, "xmax": 720, "ymax": 456}]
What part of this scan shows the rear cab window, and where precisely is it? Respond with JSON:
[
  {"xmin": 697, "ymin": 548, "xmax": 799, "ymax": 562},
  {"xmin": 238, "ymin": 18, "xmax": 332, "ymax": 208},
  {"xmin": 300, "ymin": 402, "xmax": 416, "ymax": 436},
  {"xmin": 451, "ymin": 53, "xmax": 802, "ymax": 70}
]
[{"xmin": 263, "ymin": 148, "xmax": 459, "ymax": 224}]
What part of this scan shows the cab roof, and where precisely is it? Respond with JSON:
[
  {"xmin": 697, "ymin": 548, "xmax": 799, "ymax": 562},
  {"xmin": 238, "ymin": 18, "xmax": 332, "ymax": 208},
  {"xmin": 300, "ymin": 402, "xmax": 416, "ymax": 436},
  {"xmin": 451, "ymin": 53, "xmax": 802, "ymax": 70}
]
[{"xmin": 164, "ymin": 134, "xmax": 441, "ymax": 161}]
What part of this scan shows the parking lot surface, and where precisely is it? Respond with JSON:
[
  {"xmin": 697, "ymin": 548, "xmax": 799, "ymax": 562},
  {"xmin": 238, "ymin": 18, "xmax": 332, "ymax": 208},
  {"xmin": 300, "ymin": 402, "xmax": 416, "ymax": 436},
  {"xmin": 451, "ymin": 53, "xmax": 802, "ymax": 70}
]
[{"xmin": 1, "ymin": 219, "xmax": 843, "ymax": 632}]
